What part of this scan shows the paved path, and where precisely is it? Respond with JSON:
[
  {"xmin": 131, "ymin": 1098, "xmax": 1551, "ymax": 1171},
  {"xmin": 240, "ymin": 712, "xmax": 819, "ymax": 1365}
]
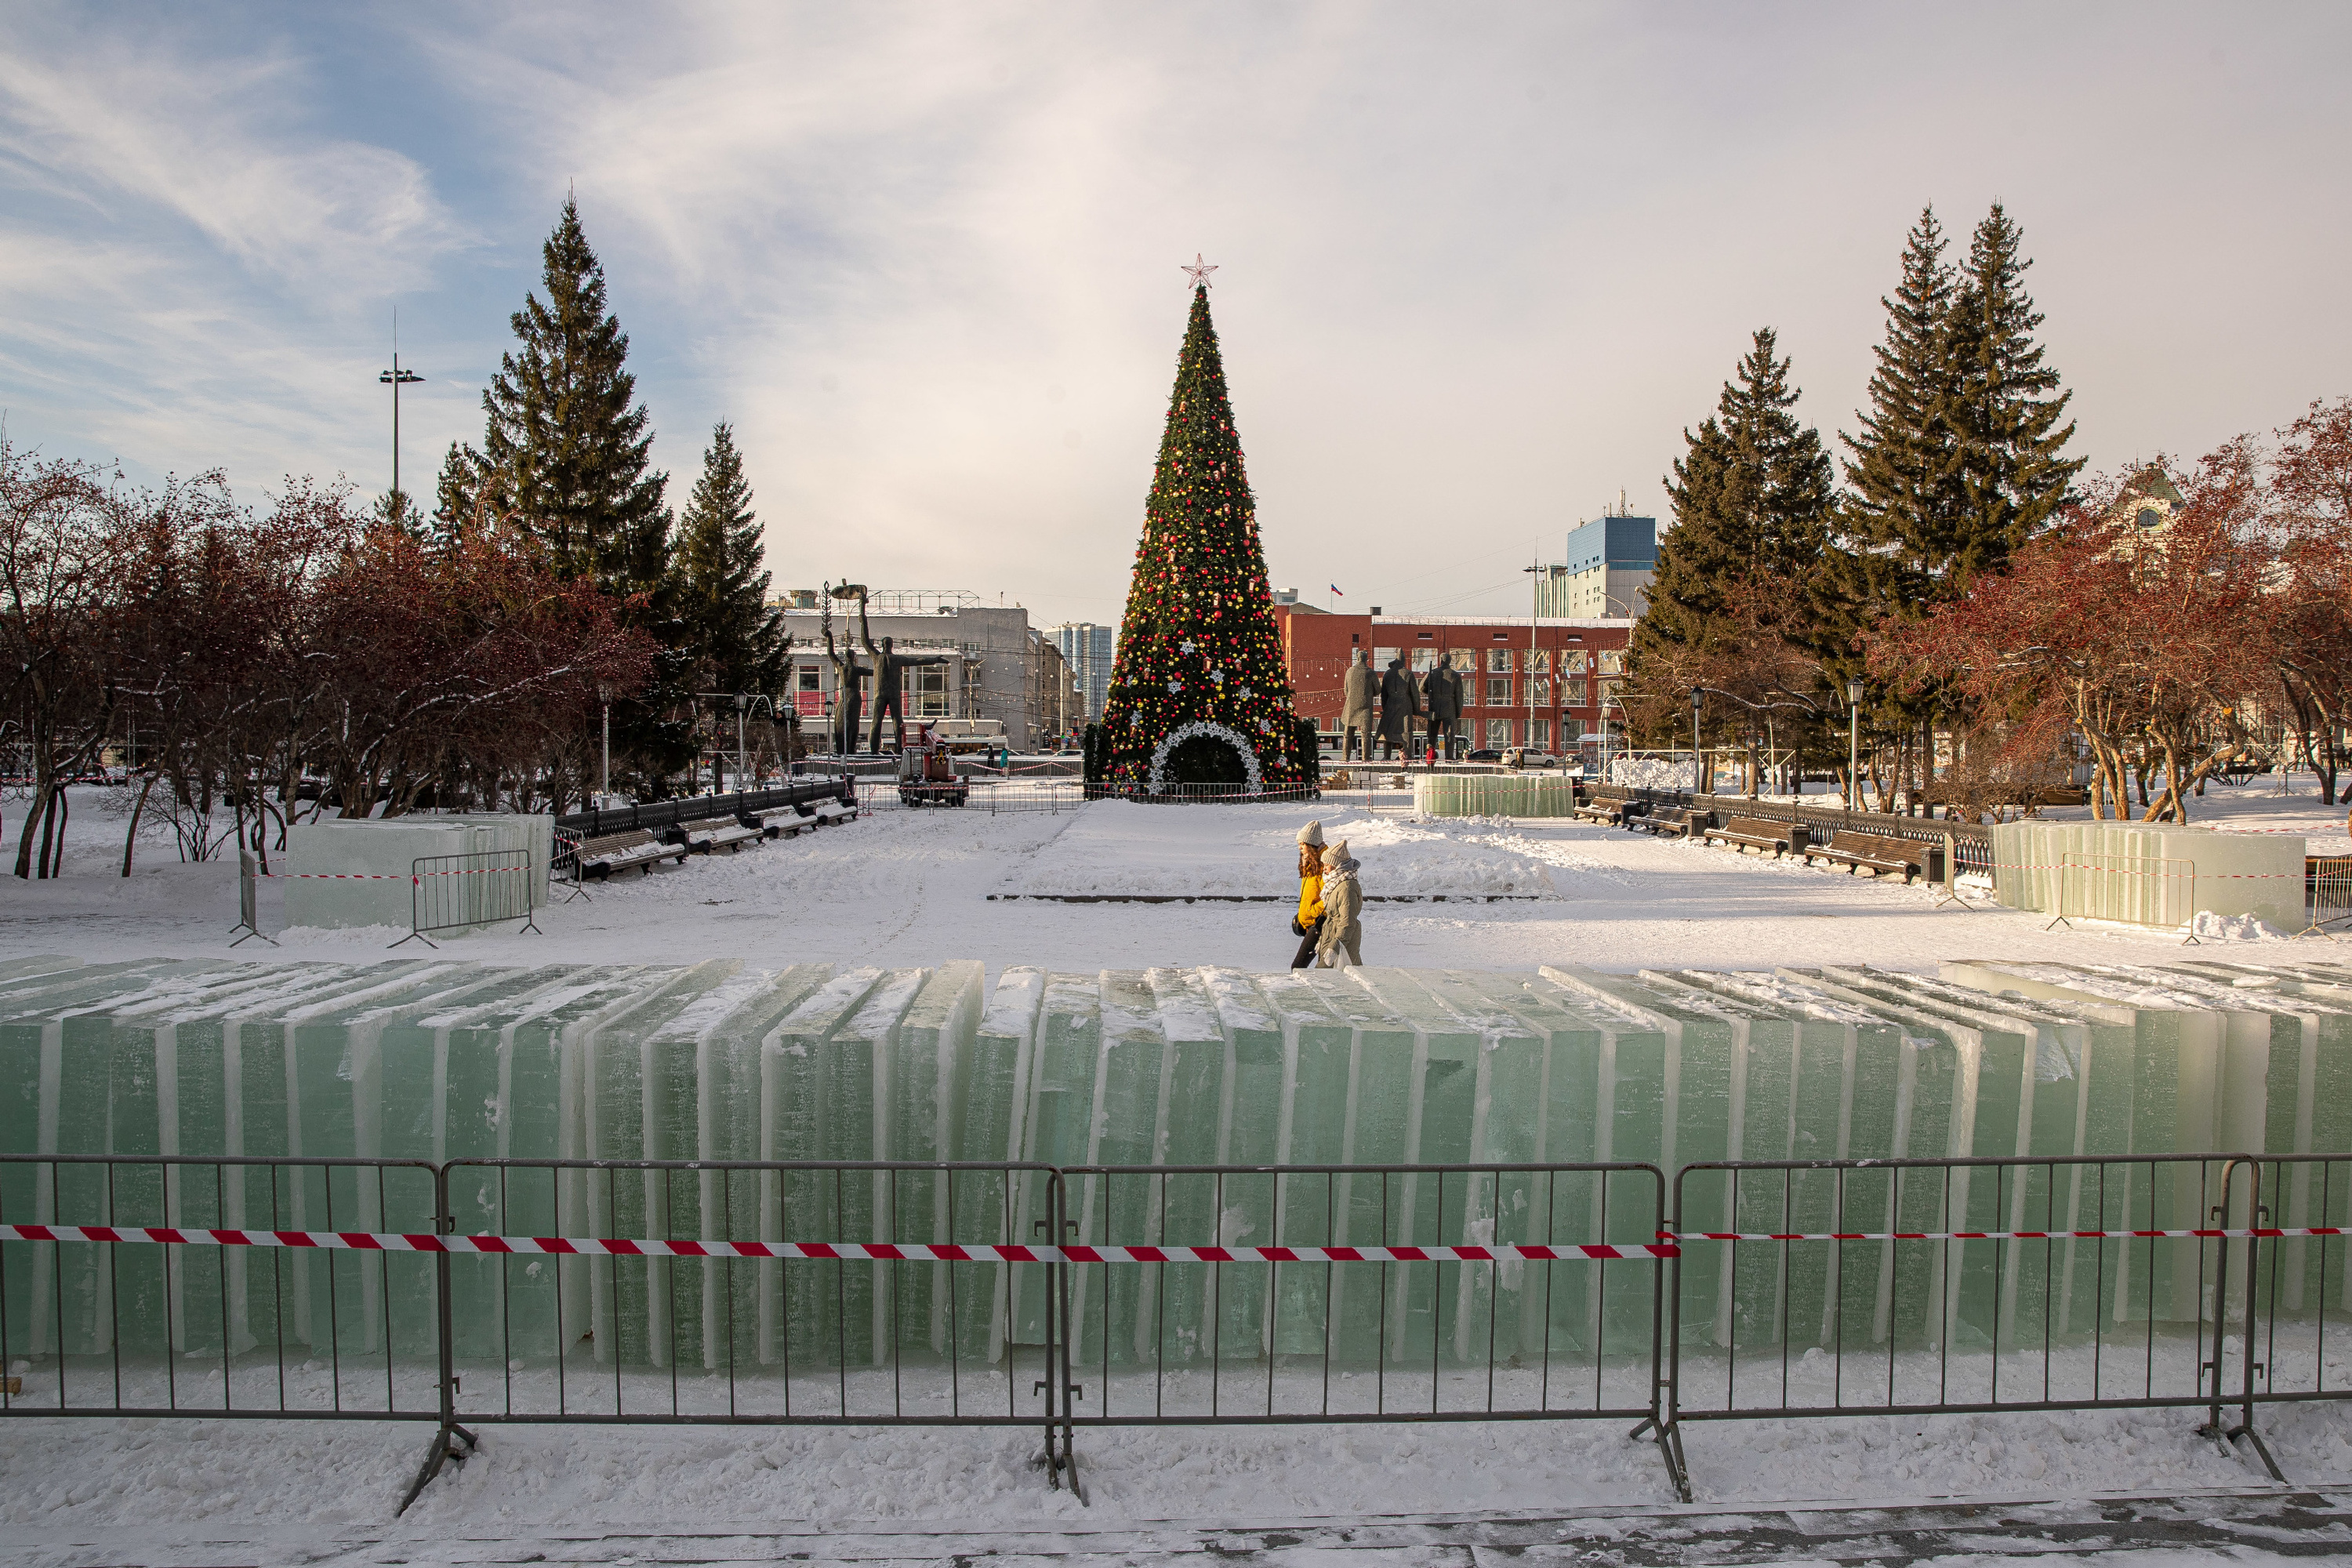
[{"xmin": 12, "ymin": 1486, "xmax": 2352, "ymax": 1568}]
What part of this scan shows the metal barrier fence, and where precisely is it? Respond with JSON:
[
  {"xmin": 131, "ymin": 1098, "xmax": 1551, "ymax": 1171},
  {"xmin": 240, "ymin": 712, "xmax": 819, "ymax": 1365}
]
[
  {"xmin": 0, "ymin": 1154, "xmax": 445, "ymax": 1424},
  {"xmin": 550, "ymin": 826, "xmax": 588, "ymax": 902},
  {"xmin": 1664, "ymin": 1156, "xmax": 2276, "ymax": 1483},
  {"xmin": 2306, "ymin": 856, "xmax": 2352, "ymax": 937},
  {"xmin": 2041, "ymin": 853, "xmax": 2201, "ymax": 941},
  {"xmin": 11, "ymin": 1152, "xmax": 2331, "ymax": 1513},
  {"xmin": 393, "ymin": 848, "xmax": 540, "ymax": 949},
  {"xmin": 1052, "ymin": 1163, "xmax": 1679, "ymax": 1489},
  {"xmin": 853, "ymin": 779, "xmax": 1419, "ymax": 818}
]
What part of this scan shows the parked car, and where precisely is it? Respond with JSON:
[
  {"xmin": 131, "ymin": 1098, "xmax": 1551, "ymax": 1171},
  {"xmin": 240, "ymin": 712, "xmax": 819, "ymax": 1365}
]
[
  {"xmin": 1465, "ymin": 748, "xmax": 1504, "ymax": 762},
  {"xmin": 1502, "ymin": 748, "xmax": 1564, "ymax": 769}
]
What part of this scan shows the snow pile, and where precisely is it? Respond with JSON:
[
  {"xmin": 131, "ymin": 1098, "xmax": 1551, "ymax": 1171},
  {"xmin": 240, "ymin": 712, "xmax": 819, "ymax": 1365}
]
[
  {"xmin": 1010, "ymin": 802, "xmax": 1558, "ymax": 898},
  {"xmin": 1607, "ymin": 756, "xmax": 1696, "ymax": 791},
  {"xmin": 2183, "ymin": 909, "xmax": 2295, "ymax": 942}
]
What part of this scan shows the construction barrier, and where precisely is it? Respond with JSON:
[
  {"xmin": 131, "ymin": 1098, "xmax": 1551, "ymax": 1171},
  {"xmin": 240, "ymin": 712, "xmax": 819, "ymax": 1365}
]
[{"xmin": 9, "ymin": 1152, "xmax": 2336, "ymax": 1512}]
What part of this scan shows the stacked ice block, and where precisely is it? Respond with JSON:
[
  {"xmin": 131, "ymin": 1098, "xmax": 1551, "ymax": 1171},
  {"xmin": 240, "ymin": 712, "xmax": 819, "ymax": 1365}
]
[
  {"xmin": 1988, "ymin": 820, "xmax": 2306, "ymax": 930},
  {"xmin": 1414, "ymin": 775, "xmax": 1579, "ymax": 817},
  {"xmin": 9, "ymin": 954, "xmax": 2352, "ymax": 1377}
]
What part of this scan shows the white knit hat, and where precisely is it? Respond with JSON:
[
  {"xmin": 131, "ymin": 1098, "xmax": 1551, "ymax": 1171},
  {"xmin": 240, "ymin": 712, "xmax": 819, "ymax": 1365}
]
[{"xmin": 1297, "ymin": 820, "xmax": 1325, "ymax": 848}]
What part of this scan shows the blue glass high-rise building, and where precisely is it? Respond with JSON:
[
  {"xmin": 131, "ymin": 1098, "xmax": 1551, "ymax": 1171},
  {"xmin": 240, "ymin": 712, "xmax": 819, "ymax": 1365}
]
[{"xmin": 1052, "ymin": 622, "xmax": 1118, "ymax": 719}]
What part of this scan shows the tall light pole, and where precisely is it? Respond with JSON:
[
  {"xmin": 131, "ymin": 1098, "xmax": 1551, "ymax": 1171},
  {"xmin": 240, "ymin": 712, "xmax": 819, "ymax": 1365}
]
[
  {"xmin": 1846, "ymin": 677, "xmax": 1865, "ymax": 811},
  {"xmin": 735, "ymin": 693, "xmax": 750, "ymax": 790},
  {"xmin": 1690, "ymin": 688, "xmax": 1702, "ymax": 795},
  {"xmin": 597, "ymin": 682, "xmax": 614, "ymax": 804},
  {"xmin": 1523, "ymin": 557, "xmax": 1541, "ymax": 761},
  {"xmin": 379, "ymin": 342, "xmax": 423, "ymax": 504}
]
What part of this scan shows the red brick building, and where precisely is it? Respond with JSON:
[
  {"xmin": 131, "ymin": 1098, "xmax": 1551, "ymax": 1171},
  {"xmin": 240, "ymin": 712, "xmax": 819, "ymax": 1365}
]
[{"xmin": 1270, "ymin": 606, "xmax": 1635, "ymax": 757}]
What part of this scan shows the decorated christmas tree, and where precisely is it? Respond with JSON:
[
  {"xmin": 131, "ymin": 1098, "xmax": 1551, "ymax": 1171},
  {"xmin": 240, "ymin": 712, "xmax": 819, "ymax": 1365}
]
[{"xmin": 1094, "ymin": 263, "xmax": 1310, "ymax": 790}]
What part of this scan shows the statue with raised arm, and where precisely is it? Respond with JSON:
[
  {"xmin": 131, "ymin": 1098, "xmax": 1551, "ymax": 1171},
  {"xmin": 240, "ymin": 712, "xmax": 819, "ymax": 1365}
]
[
  {"xmin": 861, "ymin": 594, "xmax": 954, "ymax": 753},
  {"xmin": 823, "ymin": 583, "xmax": 873, "ymax": 756}
]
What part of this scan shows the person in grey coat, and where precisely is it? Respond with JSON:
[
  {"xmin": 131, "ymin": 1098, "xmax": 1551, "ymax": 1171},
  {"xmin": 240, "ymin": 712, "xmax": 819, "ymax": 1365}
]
[
  {"xmin": 1377, "ymin": 658, "xmax": 1420, "ymax": 760},
  {"xmin": 1315, "ymin": 840, "xmax": 1363, "ymax": 968},
  {"xmin": 1422, "ymin": 655, "xmax": 1463, "ymax": 760},
  {"xmin": 1341, "ymin": 650, "xmax": 1377, "ymax": 761}
]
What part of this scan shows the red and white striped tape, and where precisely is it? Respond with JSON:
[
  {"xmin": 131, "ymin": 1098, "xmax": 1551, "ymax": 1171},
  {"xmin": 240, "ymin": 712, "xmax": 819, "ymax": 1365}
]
[
  {"xmin": 252, "ymin": 866, "xmax": 528, "ymax": 881},
  {"xmin": 1671, "ymin": 1226, "xmax": 2342, "ymax": 1243},
  {"xmin": 0, "ymin": 1223, "xmax": 1671, "ymax": 1263}
]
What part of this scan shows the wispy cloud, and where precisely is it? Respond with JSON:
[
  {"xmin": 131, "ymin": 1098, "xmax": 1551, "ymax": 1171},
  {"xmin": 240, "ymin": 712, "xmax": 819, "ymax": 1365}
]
[{"xmin": 2, "ymin": 2, "xmax": 2347, "ymax": 624}]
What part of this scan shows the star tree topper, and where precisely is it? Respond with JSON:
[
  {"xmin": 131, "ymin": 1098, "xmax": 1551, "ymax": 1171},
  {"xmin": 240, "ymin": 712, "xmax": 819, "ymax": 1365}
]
[{"xmin": 1181, "ymin": 252, "xmax": 1217, "ymax": 289}]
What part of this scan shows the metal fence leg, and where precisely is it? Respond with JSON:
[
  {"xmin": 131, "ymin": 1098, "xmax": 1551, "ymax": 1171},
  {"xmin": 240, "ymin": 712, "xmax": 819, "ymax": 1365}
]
[
  {"xmin": 398, "ymin": 1167, "xmax": 476, "ymax": 1515},
  {"xmin": 1635, "ymin": 1174, "xmax": 1693, "ymax": 1502},
  {"xmin": 2198, "ymin": 1159, "xmax": 2285, "ymax": 1483}
]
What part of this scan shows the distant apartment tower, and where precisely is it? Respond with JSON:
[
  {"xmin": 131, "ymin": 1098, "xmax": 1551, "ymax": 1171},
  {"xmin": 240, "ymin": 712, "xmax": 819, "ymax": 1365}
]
[
  {"xmin": 1053, "ymin": 622, "xmax": 1117, "ymax": 719},
  {"xmin": 1536, "ymin": 508, "xmax": 1657, "ymax": 619}
]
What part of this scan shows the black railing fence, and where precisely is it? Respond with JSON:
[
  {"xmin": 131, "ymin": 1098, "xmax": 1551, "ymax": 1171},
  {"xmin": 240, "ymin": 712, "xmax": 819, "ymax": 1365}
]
[
  {"xmin": 5, "ymin": 1151, "xmax": 2325, "ymax": 1512},
  {"xmin": 1588, "ymin": 783, "xmax": 1996, "ymax": 877}
]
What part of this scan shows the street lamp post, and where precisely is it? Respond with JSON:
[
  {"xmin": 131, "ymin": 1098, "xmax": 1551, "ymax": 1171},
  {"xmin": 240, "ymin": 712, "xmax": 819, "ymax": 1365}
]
[
  {"xmin": 735, "ymin": 693, "xmax": 750, "ymax": 790},
  {"xmin": 378, "ymin": 349, "xmax": 423, "ymax": 503},
  {"xmin": 1690, "ymin": 688, "xmax": 1702, "ymax": 795},
  {"xmin": 1846, "ymin": 678, "xmax": 1865, "ymax": 811},
  {"xmin": 597, "ymin": 682, "xmax": 614, "ymax": 804}
]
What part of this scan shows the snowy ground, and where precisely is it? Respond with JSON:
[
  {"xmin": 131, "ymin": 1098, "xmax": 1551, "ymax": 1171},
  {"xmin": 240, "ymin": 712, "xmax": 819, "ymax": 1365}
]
[
  {"xmin": 6, "ymin": 782, "xmax": 2351, "ymax": 1559},
  {"xmin": 2, "ymin": 785, "xmax": 2331, "ymax": 978}
]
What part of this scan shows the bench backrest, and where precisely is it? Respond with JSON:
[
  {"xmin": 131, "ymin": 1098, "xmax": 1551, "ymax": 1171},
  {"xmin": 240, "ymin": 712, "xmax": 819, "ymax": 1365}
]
[
  {"xmin": 581, "ymin": 829, "xmax": 654, "ymax": 853},
  {"xmin": 1724, "ymin": 815, "xmax": 1796, "ymax": 840},
  {"xmin": 1828, "ymin": 829, "xmax": 1928, "ymax": 865}
]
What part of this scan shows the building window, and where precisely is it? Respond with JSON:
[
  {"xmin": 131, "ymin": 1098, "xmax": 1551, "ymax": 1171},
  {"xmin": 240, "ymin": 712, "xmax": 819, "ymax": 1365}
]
[
  {"xmin": 1486, "ymin": 719, "xmax": 1513, "ymax": 749},
  {"xmin": 1530, "ymin": 676, "xmax": 1552, "ymax": 706},
  {"xmin": 1374, "ymin": 646, "xmax": 1401, "ymax": 669},
  {"xmin": 1410, "ymin": 647, "xmax": 1437, "ymax": 672},
  {"xmin": 1530, "ymin": 720, "xmax": 1551, "ymax": 749},
  {"xmin": 1486, "ymin": 677, "xmax": 1512, "ymax": 706},
  {"xmin": 1560, "ymin": 716, "xmax": 1584, "ymax": 742},
  {"xmin": 1528, "ymin": 649, "xmax": 1550, "ymax": 673},
  {"xmin": 911, "ymin": 663, "xmax": 951, "ymax": 718},
  {"xmin": 1415, "ymin": 630, "xmax": 1435, "ymax": 641},
  {"xmin": 1489, "ymin": 648, "xmax": 1513, "ymax": 673},
  {"xmin": 1564, "ymin": 651, "xmax": 1587, "ymax": 673},
  {"xmin": 1599, "ymin": 649, "xmax": 1625, "ymax": 675},
  {"xmin": 1565, "ymin": 679, "xmax": 1588, "ymax": 706}
]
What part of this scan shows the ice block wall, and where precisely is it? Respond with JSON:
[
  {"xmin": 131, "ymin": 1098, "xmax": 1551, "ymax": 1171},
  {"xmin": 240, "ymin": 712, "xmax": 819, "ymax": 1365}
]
[
  {"xmin": 1989, "ymin": 820, "xmax": 2306, "ymax": 929},
  {"xmin": 1414, "ymin": 775, "xmax": 1579, "ymax": 817},
  {"xmin": 9, "ymin": 953, "xmax": 2352, "ymax": 1377},
  {"xmin": 283, "ymin": 814, "xmax": 553, "ymax": 930}
]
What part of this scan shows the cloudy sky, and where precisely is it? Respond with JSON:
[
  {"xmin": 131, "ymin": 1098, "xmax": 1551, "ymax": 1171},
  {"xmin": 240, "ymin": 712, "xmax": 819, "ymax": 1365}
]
[{"xmin": 2, "ymin": 2, "xmax": 2346, "ymax": 625}]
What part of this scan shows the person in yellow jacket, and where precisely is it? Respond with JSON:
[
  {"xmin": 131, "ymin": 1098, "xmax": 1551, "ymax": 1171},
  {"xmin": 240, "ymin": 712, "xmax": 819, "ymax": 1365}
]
[{"xmin": 1290, "ymin": 820, "xmax": 1326, "ymax": 970}]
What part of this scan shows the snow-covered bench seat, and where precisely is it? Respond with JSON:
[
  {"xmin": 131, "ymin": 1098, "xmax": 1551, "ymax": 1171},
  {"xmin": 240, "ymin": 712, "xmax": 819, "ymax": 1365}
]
[
  {"xmin": 667, "ymin": 818, "xmax": 764, "ymax": 855},
  {"xmin": 578, "ymin": 829, "xmax": 690, "ymax": 880}
]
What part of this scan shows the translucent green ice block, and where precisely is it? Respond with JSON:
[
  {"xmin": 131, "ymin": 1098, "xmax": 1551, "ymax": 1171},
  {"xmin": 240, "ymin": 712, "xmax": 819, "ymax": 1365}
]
[
  {"xmin": 955, "ymin": 967, "xmax": 1042, "ymax": 1366},
  {"xmin": 1248, "ymin": 971, "xmax": 1354, "ymax": 1358}
]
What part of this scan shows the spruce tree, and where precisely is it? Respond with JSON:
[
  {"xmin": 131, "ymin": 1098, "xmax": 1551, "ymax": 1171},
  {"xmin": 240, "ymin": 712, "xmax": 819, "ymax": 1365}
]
[
  {"xmin": 1640, "ymin": 328, "xmax": 1834, "ymax": 640},
  {"xmin": 1951, "ymin": 203, "xmax": 2082, "ymax": 563},
  {"xmin": 673, "ymin": 423, "xmax": 789, "ymax": 695},
  {"xmin": 479, "ymin": 195, "xmax": 671, "ymax": 597},
  {"xmin": 1832, "ymin": 206, "xmax": 1969, "ymax": 620},
  {"xmin": 1630, "ymin": 329, "xmax": 1835, "ymax": 748},
  {"xmin": 1097, "ymin": 281, "xmax": 1307, "ymax": 788},
  {"xmin": 430, "ymin": 441, "xmax": 483, "ymax": 554}
]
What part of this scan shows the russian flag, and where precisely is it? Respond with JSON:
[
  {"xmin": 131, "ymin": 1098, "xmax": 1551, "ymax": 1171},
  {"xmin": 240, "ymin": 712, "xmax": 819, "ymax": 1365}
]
[{"xmin": 1329, "ymin": 584, "xmax": 1344, "ymax": 597}]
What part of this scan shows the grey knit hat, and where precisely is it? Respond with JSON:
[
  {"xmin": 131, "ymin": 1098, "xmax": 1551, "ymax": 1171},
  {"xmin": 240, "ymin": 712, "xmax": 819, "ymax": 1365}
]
[{"xmin": 1297, "ymin": 820, "xmax": 1326, "ymax": 848}]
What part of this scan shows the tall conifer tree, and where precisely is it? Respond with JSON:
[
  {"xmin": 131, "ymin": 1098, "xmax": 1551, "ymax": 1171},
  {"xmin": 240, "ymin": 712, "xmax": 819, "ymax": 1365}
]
[
  {"xmin": 479, "ymin": 196, "xmax": 671, "ymax": 597},
  {"xmin": 1831, "ymin": 206, "xmax": 1969, "ymax": 624},
  {"xmin": 1638, "ymin": 328, "xmax": 1834, "ymax": 656},
  {"xmin": 1951, "ymin": 203, "xmax": 2082, "ymax": 562},
  {"xmin": 673, "ymin": 423, "xmax": 789, "ymax": 695},
  {"xmin": 1097, "ymin": 280, "xmax": 1306, "ymax": 787}
]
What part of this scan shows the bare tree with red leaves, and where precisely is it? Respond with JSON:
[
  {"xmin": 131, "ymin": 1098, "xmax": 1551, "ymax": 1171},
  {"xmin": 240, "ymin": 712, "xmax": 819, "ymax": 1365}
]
[
  {"xmin": 2271, "ymin": 397, "xmax": 2352, "ymax": 810},
  {"xmin": 1874, "ymin": 439, "xmax": 2277, "ymax": 823}
]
